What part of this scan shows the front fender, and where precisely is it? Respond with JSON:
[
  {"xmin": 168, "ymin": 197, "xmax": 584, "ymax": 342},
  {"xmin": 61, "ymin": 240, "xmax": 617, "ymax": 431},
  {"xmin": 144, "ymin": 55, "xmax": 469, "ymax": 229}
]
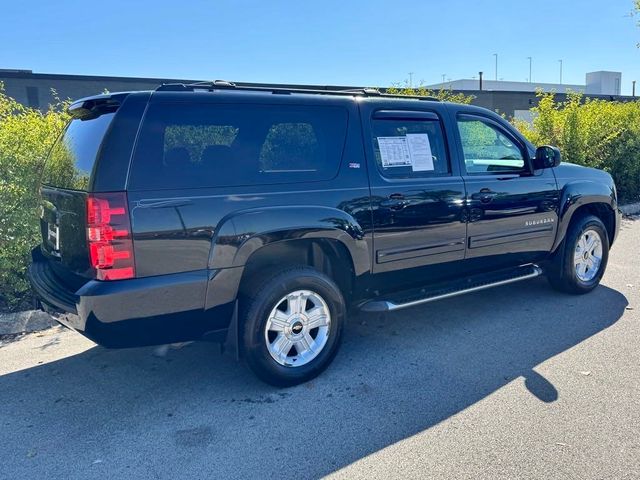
[
  {"xmin": 552, "ymin": 179, "xmax": 617, "ymax": 251},
  {"xmin": 208, "ymin": 206, "xmax": 370, "ymax": 276}
]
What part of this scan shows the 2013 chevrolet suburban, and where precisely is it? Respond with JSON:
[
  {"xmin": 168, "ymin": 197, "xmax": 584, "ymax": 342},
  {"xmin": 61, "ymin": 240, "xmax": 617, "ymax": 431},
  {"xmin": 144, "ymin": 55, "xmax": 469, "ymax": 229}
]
[{"xmin": 28, "ymin": 81, "xmax": 622, "ymax": 386}]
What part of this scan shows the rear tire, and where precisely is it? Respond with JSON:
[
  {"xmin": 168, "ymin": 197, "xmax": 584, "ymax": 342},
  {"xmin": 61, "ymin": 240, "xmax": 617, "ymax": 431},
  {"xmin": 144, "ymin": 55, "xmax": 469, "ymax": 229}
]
[
  {"xmin": 241, "ymin": 266, "xmax": 346, "ymax": 387},
  {"xmin": 547, "ymin": 214, "xmax": 609, "ymax": 294}
]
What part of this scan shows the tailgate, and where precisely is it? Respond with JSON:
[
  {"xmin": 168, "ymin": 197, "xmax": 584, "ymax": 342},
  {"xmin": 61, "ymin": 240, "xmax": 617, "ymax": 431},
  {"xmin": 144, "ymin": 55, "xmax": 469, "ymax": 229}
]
[
  {"xmin": 39, "ymin": 185, "xmax": 92, "ymax": 279},
  {"xmin": 39, "ymin": 105, "xmax": 118, "ymax": 281}
]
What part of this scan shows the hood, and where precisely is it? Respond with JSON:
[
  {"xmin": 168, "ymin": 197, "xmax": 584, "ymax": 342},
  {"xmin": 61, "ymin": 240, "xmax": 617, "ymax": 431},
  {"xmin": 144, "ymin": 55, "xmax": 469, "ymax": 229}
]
[{"xmin": 553, "ymin": 161, "xmax": 613, "ymax": 183}]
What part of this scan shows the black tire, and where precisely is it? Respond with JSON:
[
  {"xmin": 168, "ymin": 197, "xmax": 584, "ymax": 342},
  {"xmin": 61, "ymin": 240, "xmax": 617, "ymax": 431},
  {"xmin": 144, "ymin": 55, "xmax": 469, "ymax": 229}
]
[
  {"xmin": 241, "ymin": 266, "xmax": 346, "ymax": 387},
  {"xmin": 547, "ymin": 214, "xmax": 609, "ymax": 294}
]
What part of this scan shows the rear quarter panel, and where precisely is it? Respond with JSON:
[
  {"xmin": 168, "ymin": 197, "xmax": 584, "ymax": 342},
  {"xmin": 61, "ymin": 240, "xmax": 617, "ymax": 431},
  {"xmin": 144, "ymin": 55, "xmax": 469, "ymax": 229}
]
[{"xmin": 126, "ymin": 94, "xmax": 373, "ymax": 281}]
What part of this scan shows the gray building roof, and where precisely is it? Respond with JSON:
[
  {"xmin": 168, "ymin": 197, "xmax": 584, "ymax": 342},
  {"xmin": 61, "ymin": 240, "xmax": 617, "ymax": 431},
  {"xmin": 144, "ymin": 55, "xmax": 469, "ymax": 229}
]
[{"xmin": 0, "ymin": 69, "xmax": 197, "ymax": 110}]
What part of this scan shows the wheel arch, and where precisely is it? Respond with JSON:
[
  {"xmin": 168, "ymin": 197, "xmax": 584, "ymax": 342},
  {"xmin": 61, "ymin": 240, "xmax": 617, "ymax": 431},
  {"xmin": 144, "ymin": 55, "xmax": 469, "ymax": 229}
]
[
  {"xmin": 239, "ymin": 238, "xmax": 357, "ymax": 302},
  {"xmin": 552, "ymin": 180, "xmax": 618, "ymax": 252},
  {"xmin": 208, "ymin": 205, "xmax": 370, "ymax": 301}
]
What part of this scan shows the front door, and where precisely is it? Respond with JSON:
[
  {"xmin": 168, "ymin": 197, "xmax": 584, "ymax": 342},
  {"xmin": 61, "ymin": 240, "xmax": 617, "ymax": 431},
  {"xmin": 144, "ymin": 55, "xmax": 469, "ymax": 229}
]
[
  {"xmin": 361, "ymin": 104, "xmax": 467, "ymax": 286},
  {"xmin": 452, "ymin": 110, "xmax": 559, "ymax": 269}
]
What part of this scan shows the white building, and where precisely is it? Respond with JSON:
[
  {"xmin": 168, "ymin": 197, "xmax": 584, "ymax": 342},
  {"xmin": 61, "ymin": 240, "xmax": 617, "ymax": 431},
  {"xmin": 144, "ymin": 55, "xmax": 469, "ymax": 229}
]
[{"xmin": 586, "ymin": 71, "xmax": 622, "ymax": 95}]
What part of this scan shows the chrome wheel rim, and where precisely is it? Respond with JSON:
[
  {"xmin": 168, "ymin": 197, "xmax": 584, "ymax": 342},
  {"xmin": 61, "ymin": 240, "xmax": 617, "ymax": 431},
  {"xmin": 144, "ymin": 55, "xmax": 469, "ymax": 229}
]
[
  {"xmin": 574, "ymin": 229, "xmax": 603, "ymax": 282},
  {"xmin": 264, "ymin": 290, "xmax": 331, "ymax": 367}
]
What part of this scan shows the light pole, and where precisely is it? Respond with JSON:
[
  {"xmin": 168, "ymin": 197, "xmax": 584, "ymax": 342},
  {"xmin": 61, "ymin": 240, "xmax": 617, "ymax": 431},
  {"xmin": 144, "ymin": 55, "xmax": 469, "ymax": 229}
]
[
  {"xmin": 408, "ymin": 72, "xmax": 414, "ymax": 88},
  {"xmin": 442, "ymin": 74, "xmax": 446, "ymax": 84},
  {"xmin": 527, "ymin": 57, "xmax": 532, "ymax": 83},
  {"xmin": 559, "ymin": 59, "xmax": 563, "ymax": 85},
  {"xmin": 493, "ymin": 53, "xmax": 498, "ymax": 81}
]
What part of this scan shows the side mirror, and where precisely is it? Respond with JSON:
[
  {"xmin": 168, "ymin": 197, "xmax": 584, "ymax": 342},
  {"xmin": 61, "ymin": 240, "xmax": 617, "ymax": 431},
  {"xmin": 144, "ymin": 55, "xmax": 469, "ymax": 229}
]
[{"xmin": 534, "ymin": 145, "xmax": 561, "ymax": 169}]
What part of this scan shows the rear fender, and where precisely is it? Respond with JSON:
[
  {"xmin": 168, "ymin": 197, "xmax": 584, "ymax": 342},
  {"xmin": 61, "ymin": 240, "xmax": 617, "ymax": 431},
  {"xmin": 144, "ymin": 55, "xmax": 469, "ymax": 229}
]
[{"xmin": 208, "ymin": 206, "xmax": 370, "ymax": 276}]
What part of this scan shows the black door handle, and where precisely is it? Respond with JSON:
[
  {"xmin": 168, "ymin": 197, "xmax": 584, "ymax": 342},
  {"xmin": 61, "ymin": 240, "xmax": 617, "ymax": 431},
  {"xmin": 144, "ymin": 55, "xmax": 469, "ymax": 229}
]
[
  {"xmin": 477, "ymin": 188, "xmax": 498, "ymax": 204},
  {"xmin": 381, "ymin": 193, "xmax": 408, "ymax": 210}
]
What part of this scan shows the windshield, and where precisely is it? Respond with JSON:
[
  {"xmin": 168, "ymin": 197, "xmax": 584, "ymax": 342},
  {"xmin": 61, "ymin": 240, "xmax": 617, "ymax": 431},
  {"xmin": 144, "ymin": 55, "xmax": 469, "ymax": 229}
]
[{"xmin": 42, "ymin": 112, "xmax": 115, "ymax": 190}]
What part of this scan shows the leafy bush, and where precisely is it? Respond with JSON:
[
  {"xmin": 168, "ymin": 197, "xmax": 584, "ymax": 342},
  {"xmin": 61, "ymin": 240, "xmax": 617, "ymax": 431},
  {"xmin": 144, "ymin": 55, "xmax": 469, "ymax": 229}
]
[
  {"xmin": 513, "ymin": 92, "xmax": 640, "ymax": 202},
  {"xmin": 0, "ymin": 84, "xmax": 69, "ymax": 310},
  {"xmin": 386, "ymin": 85, "xmax": 474, "ymax": 104}
]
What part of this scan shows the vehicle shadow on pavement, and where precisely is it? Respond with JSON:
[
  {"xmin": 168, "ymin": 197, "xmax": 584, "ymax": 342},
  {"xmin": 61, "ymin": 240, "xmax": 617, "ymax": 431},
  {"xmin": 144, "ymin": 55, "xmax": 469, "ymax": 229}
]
[{"xmin": 0, "ymin": 278, "xmax": 628, "ymax": 479}]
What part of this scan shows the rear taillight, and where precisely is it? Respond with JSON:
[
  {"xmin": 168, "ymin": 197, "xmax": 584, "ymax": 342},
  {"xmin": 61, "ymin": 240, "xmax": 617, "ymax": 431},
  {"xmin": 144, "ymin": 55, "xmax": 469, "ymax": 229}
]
[{"xmin": 86, "ymin": 192, "xmax": 135, "ymax": 280}]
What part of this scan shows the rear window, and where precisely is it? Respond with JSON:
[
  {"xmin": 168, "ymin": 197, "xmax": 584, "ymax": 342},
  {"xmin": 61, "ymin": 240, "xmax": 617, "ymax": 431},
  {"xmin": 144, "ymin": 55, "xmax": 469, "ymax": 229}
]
[
  {"xmin": 42, "ymin": 113, "xmax": 115, "ymax": 190},
  {"xmin": 128, "ymin": 103, "xmax": 348, "ymax": 190}
]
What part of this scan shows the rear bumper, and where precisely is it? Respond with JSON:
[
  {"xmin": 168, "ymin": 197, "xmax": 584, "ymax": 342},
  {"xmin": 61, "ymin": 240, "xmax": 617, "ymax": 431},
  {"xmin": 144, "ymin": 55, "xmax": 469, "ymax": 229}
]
[
  {"xmin": 28, "ymin": 248, "xmax": 240, "ymax": 347},
  {"xmin": 28, "ymin": 250, "xmax": 79, "ymax": 315}
]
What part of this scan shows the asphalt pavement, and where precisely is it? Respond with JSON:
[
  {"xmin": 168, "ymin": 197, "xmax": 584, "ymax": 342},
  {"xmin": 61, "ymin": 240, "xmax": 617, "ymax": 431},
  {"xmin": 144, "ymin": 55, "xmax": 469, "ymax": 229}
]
[{"xmin": 1, "ymin": 218, "xmax": 638, "ymax": 479}]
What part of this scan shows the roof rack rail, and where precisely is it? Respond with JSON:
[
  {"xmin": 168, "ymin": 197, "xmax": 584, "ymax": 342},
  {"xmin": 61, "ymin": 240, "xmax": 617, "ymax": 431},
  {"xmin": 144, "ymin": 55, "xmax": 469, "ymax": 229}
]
[{"xmin": 155, "ymin": 81, "xmax": 440, "ymax": 101}]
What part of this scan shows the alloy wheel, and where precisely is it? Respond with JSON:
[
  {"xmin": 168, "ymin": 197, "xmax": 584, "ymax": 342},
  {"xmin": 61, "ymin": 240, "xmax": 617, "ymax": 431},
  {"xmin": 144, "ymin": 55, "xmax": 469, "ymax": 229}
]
[
  {"xmin": 264, "ymin": 290, "xmax": 331, "ymax": 367},
  {"xmin": 574, "ymin": 229, "xmax": 603, "ymax": 282}
]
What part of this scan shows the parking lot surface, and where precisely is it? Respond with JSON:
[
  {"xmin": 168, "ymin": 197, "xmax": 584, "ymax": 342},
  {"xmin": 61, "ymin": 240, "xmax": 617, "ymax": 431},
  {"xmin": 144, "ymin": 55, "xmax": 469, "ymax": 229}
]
[{"xmin": 1, "ymin": 219, "xmax": 638, "ymax": 479}]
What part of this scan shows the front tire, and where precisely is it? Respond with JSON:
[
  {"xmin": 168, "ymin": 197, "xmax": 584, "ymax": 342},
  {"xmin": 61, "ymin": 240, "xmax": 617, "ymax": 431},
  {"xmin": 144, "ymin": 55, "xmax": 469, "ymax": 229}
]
[
  {"xmin": 547, "ymin": 214, "xmax": 609, "ymax": 294},
  {"xmin": 241, "ymin": 267, "xmax": 346, "ymax": 387}
]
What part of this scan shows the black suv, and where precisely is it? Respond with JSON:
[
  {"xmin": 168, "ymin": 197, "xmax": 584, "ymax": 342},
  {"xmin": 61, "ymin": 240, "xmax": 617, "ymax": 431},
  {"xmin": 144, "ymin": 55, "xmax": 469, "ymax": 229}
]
[{"xmin": 29, "ymin": 82, "xmax": 622, "ymax": 386}]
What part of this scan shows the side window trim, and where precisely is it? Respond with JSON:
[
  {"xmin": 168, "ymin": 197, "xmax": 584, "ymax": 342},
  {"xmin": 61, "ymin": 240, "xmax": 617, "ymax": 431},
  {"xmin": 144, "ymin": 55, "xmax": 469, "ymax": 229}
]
[
  {"xmin": 373, "ymin": 110, "xmax": 440, "ymax": 121},
  {"xmin": 456, "ymin": 113, "xmax": 530, "ymax": 176}
]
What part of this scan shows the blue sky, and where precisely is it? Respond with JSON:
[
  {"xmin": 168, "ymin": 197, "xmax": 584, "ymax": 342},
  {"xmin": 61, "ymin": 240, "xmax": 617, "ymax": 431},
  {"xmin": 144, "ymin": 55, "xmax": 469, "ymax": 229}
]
[{"xmin": 2, "ymin": 0, "xmax": 639, "ymax": 94}]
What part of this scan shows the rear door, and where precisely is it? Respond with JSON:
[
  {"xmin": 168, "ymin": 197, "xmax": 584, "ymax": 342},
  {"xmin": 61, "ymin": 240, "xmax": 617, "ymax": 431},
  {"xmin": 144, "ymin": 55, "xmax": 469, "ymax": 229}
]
[
  {"xmin": 360, "ymin": 101, "xmax": 467, "ymax": 280},
  {"xmin": 450, "ymin": 108, "xmax": 559, "ymax": 268}
]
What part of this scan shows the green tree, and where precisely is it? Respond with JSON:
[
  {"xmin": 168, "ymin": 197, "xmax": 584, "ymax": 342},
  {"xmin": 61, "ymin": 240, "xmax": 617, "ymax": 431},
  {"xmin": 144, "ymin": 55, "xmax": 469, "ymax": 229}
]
[
  {"xmin": 386, "ymin": 82, "xmax": 474, "ymax": 104},
  {"xmin": 0, "ymin": 84, "xmax": 69, "ymax": 309},
  {"xmin": 513, "ymin": 91, "xmax": 640, "ymax": 201}
]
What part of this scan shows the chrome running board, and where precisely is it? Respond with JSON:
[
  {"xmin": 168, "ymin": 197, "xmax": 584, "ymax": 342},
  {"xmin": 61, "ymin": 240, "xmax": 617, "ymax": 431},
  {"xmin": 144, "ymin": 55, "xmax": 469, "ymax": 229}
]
[{"xmin": 360, "ymin": 265, "xmax": 543, "ymax": 313}]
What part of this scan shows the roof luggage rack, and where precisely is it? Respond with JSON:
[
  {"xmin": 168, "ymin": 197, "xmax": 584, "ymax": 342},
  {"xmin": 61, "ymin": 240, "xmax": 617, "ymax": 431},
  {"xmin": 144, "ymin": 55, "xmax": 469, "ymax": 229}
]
[{"xmin": 155, "ymin": 80, "xmax": 440, "ymax": 101}]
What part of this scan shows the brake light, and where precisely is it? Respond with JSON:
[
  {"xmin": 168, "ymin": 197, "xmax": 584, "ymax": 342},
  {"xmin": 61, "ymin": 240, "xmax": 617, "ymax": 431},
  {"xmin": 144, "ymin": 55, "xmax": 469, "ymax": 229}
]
[{"xmin": 86, "ymin": 192, "xmax": 135, "ymax": 280}]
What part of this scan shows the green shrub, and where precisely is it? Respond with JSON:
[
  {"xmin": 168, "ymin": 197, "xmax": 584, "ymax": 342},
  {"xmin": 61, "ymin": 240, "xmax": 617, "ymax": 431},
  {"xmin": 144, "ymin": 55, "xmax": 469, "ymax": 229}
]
[
  {"xmin": 0, "ymin": 84, "xmax": 69, "ymax": 310},
  {"xmin": 513, "ymin": 92, "xmax": 640, "ymax": 202},
  {"xmin": 386, "ymin": 84, "xmax": 474, "ymax": 104}
]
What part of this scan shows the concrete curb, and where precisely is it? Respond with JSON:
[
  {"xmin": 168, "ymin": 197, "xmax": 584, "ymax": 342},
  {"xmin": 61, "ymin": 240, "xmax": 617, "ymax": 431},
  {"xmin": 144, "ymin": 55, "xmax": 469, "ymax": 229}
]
[
  {"xmin": 620, "ymin": 202, "xmax": 640, "ymax": 217},
  {"xmin": 0, "ymin": 310, "xmax": 56, "ymax": 336}
]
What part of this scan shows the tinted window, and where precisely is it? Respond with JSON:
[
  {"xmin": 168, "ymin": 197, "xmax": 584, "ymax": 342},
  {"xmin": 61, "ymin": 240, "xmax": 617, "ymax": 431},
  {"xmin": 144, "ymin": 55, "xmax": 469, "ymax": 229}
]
[
  {"xmin": 164, "ymin": 125, "xmax": 238, "ymax": 161},
  {"xmin": 259, "ymin": 123, "xmax": 320, "ymax": 173},
  {"xmin": 42, "ymin": 113, "xmax": 115, "ymax": 190},
  {"xmin": 457, "ymin": 117, "xmax": 525, "ymax": 174},
  {"xmin": 371, "ymin": 117, "xmax": 449, "ymax": 179},
  {"xmin": 129, "ymin": 103, "xmax": 348, "ymax": 190}
]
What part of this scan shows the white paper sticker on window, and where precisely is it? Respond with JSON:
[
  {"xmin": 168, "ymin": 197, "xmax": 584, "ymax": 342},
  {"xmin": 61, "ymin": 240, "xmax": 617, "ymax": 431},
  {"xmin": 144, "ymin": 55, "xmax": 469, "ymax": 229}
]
[
  {"xmin": 406, "ymin": 134, "xmax": 434, "ymax": 171},
  {"xmin": 377, "ymin": 137, "xmax": 412, "ymax": 168}
]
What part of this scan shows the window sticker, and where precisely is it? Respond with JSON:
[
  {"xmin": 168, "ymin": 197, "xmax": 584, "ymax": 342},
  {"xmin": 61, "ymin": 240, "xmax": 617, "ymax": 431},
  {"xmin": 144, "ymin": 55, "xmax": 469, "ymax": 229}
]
[
  {"xmin": 406, "ymin": 134, "xmax": 434, "ymax": 171},
  {"xmin": 377, "ymin": 137, "xmax": 412, "ymax": 168},
  {"xmin": 377, "ymin": 135, "xmax": 435, "ymax": 171}
]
